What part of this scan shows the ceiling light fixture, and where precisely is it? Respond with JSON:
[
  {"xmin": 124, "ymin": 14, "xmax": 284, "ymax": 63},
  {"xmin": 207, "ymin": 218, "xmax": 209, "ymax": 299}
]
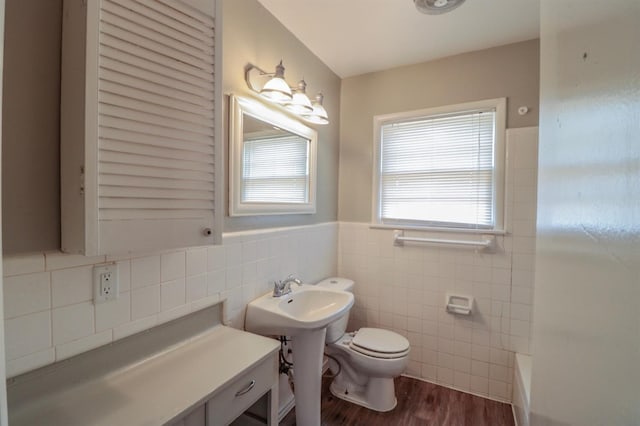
[
  {"xmin": 245, "ymin": 61, "xmax": 329, "ymax": 125},
  {"xmin": 414, "ymin": 0, "xmax": 466, "ymax": 15}
]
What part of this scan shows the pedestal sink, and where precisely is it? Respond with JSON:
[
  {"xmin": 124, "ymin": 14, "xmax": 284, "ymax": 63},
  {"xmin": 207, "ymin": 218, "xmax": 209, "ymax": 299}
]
[{"xmin": 245, "ymin": 284, "xmax": 354, "ymax": 426}]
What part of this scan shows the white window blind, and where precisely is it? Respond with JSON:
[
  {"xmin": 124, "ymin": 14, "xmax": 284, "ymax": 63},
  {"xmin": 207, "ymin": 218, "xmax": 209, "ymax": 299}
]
[
  {"xmin": 379, "ymin": 109, "xmax": 497, "ymax": 229},
  {"xmin": 242, "ymin": 135, "xmax": 310, "ymax": 203}
]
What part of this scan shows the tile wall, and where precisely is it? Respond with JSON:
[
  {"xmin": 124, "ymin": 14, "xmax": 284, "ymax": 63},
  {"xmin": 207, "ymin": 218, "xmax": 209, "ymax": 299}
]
[
  {"xmin": 338, "ymin": 127, "xmax": 538, "ymax": 402},
  {"xmin": 2, "ymin": 222, "xmax": 338, "ymax": 377}
]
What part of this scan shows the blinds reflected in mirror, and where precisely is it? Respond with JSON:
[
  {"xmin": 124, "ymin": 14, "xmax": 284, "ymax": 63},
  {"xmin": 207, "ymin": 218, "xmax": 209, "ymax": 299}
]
[{"xmin": 242, "ymin": 133, "xmax": 310, "ymax": 203}]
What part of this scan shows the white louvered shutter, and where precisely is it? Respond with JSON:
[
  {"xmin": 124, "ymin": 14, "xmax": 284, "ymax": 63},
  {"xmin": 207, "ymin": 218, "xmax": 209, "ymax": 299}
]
[{"xmin": 61, "ymin": 0, "xmax": 219, "ymax": 255}]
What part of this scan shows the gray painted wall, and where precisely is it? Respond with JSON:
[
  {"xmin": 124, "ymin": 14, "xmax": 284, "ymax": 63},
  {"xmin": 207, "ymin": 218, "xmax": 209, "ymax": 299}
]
[
  {"xmin": 221, "ymin": 0, "xmax": 341, "ymax": 232},
  {"xmin": 338, "ymin": 39, "xmax": 540, "ymax": 222},
  {"xmin": 2, "ymin": 0, "xmax": 62, "ymax": 254}
]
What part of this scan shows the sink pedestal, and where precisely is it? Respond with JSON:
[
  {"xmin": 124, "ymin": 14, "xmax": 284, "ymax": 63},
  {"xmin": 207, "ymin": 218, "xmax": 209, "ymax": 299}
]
[{"xmin": 290, "ymin": 328, "xmax": 326, "ymax": 426}]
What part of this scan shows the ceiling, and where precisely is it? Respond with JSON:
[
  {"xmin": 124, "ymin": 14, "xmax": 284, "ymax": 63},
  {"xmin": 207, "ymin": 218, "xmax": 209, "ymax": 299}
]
[{"xmin": 257, "ymin": 0, "xmax": 540, "ymax": 78}]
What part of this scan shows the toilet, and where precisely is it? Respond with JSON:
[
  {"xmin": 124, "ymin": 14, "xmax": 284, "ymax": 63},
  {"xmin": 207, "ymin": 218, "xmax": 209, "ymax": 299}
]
[{"xmin": 316, "ymin": 277, "xmax": 410, "ymax": 412}]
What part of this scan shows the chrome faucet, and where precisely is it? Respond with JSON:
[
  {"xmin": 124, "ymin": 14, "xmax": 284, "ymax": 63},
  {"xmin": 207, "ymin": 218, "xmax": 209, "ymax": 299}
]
[{"xmin": 272, "ymin": 275, "xmax": 302, "ymax": 297}]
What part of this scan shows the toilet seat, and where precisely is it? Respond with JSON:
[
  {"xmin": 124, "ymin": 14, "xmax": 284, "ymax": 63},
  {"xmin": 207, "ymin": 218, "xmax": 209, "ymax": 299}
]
[{"xmin": 349, "ymin": 328, "xmax": 410, "ymax": 359}]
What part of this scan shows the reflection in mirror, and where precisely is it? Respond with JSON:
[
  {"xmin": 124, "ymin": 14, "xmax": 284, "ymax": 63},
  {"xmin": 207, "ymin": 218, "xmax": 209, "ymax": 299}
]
[{"xmin": 230, "ymin": 95, "xmax": 317, "ymax": 216}]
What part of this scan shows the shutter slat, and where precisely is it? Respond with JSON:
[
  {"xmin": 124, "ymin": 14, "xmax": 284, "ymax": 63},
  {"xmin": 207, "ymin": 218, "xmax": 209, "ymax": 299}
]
[
  {"xmin": 100, "ymin": 116, "xmax": 212, "ymax": 146},
  {"xmin": 100, "ymin": 45, "xmax": 212, "ymax": 91},
  {"xmin": 101, "ymin": 139, "xmax": 214, "ymax": 164},
  {"xmin": 101, "ymin": 174, "xmax": 213, "ymax": 192},
  {"xmin": 100, "ymin": 209, "xmax": 212, "ymax": 221},
  {"xmin": 101, "ymin": 186, "xmax": 213, "ymax": 201},
  {"xmin": 100, "ymin": 10, "xmax": 213, "ymax": 64},
  {"xmin": 100, "ymin": 198, "xmax": 213, "ymax": 210},
  {"xmin": 100, "ymin": 69, "xmax": 211, "ymax": 110},
  {"xmin": 102, "ymin": 1, "xmax": 213, "ymax": 53},
  {"xmin": 100, "ymin": 21, "xmax": 211, "ymax": 72},
  {"xmin": 100, "ymin": 56, "xmax": 213, "ymax": 101},
  {"xmin": 100, "ymin": 163, "xmax": 213, "ymax": 183},
  {"xmin": 100, "ymin": 80, "xmax": 213, "ymax": 119},
  {"xmin": 100, "ymin": 150, "xmax": 213, "ymax": 173},
  {"xmin": 97, "ymin": 0, "xmax": 215, "ymax": 224},
  {"xmin": 100, "ymin": 34, "xmax": 213, "ymax": 83},
  {"xmin": 108, "ymin": 0, "xmax": 213, "ymax": 46},
  {"xmin": 100, "ymin": 92, "xmax": 213, "ymax": 128},
  {"xmin": 100, "ymin": 128, "xmax": 213, "ymax": 155}
]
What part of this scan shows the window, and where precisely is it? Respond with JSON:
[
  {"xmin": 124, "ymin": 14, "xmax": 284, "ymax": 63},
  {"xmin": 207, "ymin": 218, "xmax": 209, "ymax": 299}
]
[
  {"xmin": 373, "ymin": 98, "xmax": 506, "ymax": 230},
  {"xmin": 230, "ymin": 96, "xmax": 317, "ymax": 216}
]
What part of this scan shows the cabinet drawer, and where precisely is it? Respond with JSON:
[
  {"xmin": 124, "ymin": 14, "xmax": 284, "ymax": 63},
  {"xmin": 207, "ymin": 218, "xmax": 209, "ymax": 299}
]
[{"xmin": 206, "ymin": 354, "xmax": 277, "ymax": 426}]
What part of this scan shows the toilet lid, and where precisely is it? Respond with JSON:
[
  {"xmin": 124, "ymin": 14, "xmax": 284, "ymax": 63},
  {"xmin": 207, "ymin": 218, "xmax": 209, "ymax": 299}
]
[{"xmin": 349, "ymin": 328, "xmax": 410, "ymax": 359}]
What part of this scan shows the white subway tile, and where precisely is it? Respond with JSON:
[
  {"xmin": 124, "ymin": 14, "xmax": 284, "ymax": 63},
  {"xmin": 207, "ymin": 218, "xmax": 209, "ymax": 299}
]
[
  {"xmin": 116, "ymin": 260, "xmax": 131, "ymax": 293},
  {"xmin": 469, "ymin": 375, "xmax": 489, "ymax": 395},
  {"xmin": 225, "ymin": 243, "xmax": 242, "ymax": 267},
  {"xmin": 191, "ymin": 294, "xmax": 220, "ymax": 312},
  {"xmin": 158, "ymin": 304, "xmax": 190, "ymax": 324},
  {"xmin": 489, "ymin": 379, "xmax": 509, "ymax": 401},
  {"xmin": 113, "ymin": 315, "xmax": 157, "ymax": 341},
  {"xmin": 5, "ymin": 311, "xmax": 51, "ymax": 360},
  {"xmin": 3, "ymin": 253, "xmax": 45, "ymax": 277},
  {"xmin": 51, "ymin": 265, "xmax": 93, "ymax": 308},
  {"xmin": 131, "ymin": 285, "xmax": 160, "ymax": 320},
  {"xmin": 186, "ymin": 274, "xmax": 207, "ymax": 302},
  {"xmin": 45, "ymin": 252, "xmax": 106, "ymax": 270},
  {"xmin": 454, "ymin": 371, "xmax": 470, "ymax": 389},
  {"xmin": 225, "ymin": 266, "xmax": 242, "ymax": 289},
  {"xmin": 4, "ymin": 272, "xmax": 51, "ymax": 318},
  {"xmin": 207, "ymin": 245, "xmax": 225, "ymax": 271},
  {"xmin": 6, "ymin": 348, "xmax": 56, "ymax": 378},
  {"xmin": 207, "ymin": 270, "xmax": 225, "ymax": 295},
  {"xmin": 52, "ymin": 302, "xmax": 94, "ymax": 345},
  {"xmin": 490, "ymin": 364, "xmax": 510, "ymax": 383},
  {"xmin": 6, "ymin": 348, "xmax": 55, "ymax": 378},
  {"xmin": 56, "ymin": 330, "xmax": 112, "ymax": 361},
  {"xmin": 512, "ymin": 286, "xmax": 533, "ymax": 304},
  {"xmin": 161, "ymin": 279, "xmax": 186, "ymax": 311},
  {"xmin": 186, "ymin": 248, "xmax": 207, "ymax": 277},
  {"xmin": 161, "ymin": 252, "xmax": 185, "ymax": 282},
  {"xmin": 131, "ymin": 256, "xmax": 160, "ymax": 289},
  {"xmin": 95, "ymin": 292, "xmax": 131, "ymax": 332},
  {"xmin": 471, "ymin": 360, "xmax": 490, "ymax": 378}
]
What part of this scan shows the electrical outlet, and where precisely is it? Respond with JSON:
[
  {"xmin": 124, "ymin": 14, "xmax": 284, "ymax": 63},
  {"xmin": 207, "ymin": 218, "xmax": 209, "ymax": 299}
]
[{"xmin": 94, "ymin": 263, "xmax": 119, "ymax": 304}]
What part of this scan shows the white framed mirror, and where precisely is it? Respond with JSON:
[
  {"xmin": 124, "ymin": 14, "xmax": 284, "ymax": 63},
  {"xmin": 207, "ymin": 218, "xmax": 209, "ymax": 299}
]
[{"xmin": 229, "ymin": 95, "xmax": 317, "ymax": 216}]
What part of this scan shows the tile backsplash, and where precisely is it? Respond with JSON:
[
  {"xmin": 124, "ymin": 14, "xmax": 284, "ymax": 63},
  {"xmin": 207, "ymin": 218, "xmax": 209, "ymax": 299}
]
[
  {"xmin": 3, "ymin": 222, "xmax": 338, "ymax": 377},
  {"xmin": 338, "ymin": 127, "xmax": 538, "ymax": 403},
  {"xmin": 2, "ymin": 128, "xmax": 538, "ymax": 403}
]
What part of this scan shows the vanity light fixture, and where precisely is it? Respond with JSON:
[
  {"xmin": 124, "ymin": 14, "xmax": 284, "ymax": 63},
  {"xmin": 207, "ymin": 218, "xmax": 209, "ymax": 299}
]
[
  {"xmin": 244, "ymin": 61, "xmax": 329, "ymax": 125},
  {"xmin": 286, "ymin": 80, "xmax": 314, "ymax": 115},
  {"xmin": 304, "ymin": 93, "xmax": 329, "ymax": 125}
]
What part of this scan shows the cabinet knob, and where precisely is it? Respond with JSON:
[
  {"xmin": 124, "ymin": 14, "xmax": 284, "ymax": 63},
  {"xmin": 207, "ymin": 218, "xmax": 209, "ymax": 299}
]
[{"xmin": 203, "ymin": 228, "xmax": 212, "ymax": 236}]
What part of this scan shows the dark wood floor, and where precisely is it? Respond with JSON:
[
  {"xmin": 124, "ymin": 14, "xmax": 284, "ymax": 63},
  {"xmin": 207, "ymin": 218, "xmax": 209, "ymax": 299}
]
[{"xmin": 280, "ymin": 376, "xmax": 514, "ymax": 426}]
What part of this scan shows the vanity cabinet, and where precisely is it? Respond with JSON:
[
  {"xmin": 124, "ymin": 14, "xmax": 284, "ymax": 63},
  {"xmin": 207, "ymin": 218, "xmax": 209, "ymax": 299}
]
[{"xmin": 60, "ymin": 0, "xmax": 222, "ymax": 255}]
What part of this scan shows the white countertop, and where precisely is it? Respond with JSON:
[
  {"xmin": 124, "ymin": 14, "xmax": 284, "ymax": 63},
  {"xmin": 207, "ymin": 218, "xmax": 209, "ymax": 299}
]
[{"xmin": 8, "ymin": 313, "xmax": 279, "ymax": 426}]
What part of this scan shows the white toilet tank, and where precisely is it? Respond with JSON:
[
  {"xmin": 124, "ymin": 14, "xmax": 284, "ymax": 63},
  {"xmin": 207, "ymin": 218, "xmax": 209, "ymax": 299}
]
[{"xmin": 316, "ymin": 277, "xmax": 354, "ymax": 343}]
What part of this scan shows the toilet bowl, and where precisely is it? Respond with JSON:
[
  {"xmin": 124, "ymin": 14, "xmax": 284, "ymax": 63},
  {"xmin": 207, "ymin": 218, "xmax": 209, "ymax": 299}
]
[{"xmin": 317, "ymin": 278, "xmax": 410, "ymax": 412}]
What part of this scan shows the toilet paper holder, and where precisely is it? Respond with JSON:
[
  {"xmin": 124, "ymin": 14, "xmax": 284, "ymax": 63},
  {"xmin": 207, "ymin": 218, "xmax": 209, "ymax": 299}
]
[{"xmin": 445, "ymin": 294, "xmax": 474, "ymax": 315}]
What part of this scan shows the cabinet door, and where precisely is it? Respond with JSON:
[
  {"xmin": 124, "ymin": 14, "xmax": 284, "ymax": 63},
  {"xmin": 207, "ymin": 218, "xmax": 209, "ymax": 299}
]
[{"xmin": 61, "ymin": 0, "xmax": 222, "ymax": 255}]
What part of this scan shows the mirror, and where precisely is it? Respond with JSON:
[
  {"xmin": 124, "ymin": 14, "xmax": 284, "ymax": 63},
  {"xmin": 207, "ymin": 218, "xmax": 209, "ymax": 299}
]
[{"xmin": 229, "ymin": 95, "xmax": 317, "ymax": 216}]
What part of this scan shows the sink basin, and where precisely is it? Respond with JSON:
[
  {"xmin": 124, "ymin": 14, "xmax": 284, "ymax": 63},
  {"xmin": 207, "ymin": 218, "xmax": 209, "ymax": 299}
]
[{"xmin": 245, "ymin": 284, "xmax": 354, "ymax": 336}]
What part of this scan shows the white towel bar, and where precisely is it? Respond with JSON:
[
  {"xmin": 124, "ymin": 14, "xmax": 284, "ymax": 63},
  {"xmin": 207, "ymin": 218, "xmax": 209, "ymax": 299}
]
[{"xmin": 393, "ymin": 230, "xmax": 495, "ymax": 250}]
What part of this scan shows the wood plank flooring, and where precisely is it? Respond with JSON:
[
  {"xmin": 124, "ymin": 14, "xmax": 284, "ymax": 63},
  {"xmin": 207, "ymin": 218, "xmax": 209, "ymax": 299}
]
[{"xmin": 280, "ymin": 376, "xmax": 515, "ymax": 426}]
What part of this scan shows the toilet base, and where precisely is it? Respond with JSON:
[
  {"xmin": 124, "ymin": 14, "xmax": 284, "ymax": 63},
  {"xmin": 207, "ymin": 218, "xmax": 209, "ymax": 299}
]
[{"xmin": 329, "ymin": 377, "xmax": 398, "ymax": 412}]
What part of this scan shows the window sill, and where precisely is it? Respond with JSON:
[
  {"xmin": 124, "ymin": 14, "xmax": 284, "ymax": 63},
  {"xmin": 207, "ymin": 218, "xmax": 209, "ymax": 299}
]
[{"xmin": 369, "ymin": 223, "xmax": 507, "ymax": 236}]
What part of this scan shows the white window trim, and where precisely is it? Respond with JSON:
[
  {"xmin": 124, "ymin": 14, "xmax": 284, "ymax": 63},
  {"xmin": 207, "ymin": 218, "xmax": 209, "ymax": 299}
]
[
  {"xmin": 229, "ymin": 95, "xmax": 317, "ymax": 216},
  {"xmin": 372, "ymin": 98, "xmax": 507, "ymax": 232}
]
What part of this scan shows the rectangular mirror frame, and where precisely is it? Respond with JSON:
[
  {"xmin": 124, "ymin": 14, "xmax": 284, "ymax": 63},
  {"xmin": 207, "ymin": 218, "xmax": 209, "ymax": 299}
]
[{"xmin": 229, "ymin": 95, "xmax": 318, "ymax": 216}]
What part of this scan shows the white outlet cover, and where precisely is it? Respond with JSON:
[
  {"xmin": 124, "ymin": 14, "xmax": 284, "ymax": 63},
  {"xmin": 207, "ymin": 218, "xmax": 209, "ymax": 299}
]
[{"xmin": 93, "ymin": 263, "xmax": 119, "ymax": 304}]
